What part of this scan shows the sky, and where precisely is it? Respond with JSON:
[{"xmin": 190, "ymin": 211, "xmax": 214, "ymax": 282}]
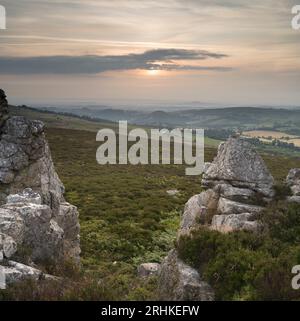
[{"xmin": 0, "ymin": 0, "xmax": 299, "ymax": 107}]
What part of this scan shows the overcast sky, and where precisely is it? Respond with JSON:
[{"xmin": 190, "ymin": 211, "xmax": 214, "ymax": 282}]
[{"xmin": 0, "ymin": 0, "xmax": 299, "ymax": 107}]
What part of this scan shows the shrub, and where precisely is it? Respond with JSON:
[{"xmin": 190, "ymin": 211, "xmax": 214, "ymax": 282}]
[{"xmin": 273, "ymin": 184, "xmax": 292, "ymax": 200}]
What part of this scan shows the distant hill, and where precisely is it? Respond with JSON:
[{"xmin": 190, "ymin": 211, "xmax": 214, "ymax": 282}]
[
  {"xmin": 9, "ymin": 105, "xmax": 222, "ymax": 148},
  {"xmin": 9, "ymin": 105, "xmax": 120, "ymax": 132},
  {"xmin": 38, "ymin": 105, "xmax": 300, "ymax": 134}
]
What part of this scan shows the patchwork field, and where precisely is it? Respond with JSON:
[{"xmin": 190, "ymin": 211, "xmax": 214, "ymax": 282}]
[{"xmin": 243, "ymin": 130, "xmax": 300, "ymax": 147}]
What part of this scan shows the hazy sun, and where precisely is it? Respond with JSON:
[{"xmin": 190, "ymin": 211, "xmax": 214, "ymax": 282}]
[{"xmin": 146, "ymin": 69, "xmax": 160, "ymax": 76}]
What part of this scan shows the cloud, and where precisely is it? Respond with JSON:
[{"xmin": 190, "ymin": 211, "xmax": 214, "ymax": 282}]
[{"xmin": 0, "ymin": 48, "xmax": 230, "ymax": 75}]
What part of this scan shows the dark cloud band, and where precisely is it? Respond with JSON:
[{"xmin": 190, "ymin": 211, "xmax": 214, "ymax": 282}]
[{"xmin": 0, "ymin": 48, "xmax": 230, "ymax": 75}]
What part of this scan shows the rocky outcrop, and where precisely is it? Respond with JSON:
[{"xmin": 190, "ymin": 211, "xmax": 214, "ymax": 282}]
[
  {"xmin": 159, "ymin": 136, "xmax": 275, "ymax": 300},
  {"xmin": 178, "ymin": 137, "xmax": 273, "ymax": 237},
  {"xmin": 287, "ymin": 168, "xmax": 300, "ymax": 203},
  {"xmin": 158, "ymin": 250, "xmax": 214, "ymax": 301},
  {"xmin": 0, "ymin": 89, "xmax": 80, "ymax": 286},
  {"xmin": 0, "ymin": 115, "xmax": 64, "ymax": 207},
  {"xmin": 202, "ymin": 138, "xmax": 274, "ymax": 199}
]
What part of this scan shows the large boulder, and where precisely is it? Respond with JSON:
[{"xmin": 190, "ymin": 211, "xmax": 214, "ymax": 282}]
[
  {"xmin": 200, "ymin": 137, "xmax": 273, "ymax": 233},
  {"xmin": 202, "ymin": 137, "xmax": 274, "ymax": 198},
  {"xmin": 0, "ymin": 115, "xmax": 64, "ymax": 208},
  {"xmin": 0, "ymin": 189, "xmax": 65, "ymax": 263},
  {"xmin": 158, "ymin": 250, "xmax": 214, "ymax": 301},
  {"xmin": 0, "ymin": 188, "xmax": 80, "ymax": 264}
]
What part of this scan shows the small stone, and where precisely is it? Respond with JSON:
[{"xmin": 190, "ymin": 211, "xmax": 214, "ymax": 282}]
[
  {"xmin": 167, "ymin": 189, "xmax": 179, "ymax": 196},
  {"xmin": 137, "ymin": 263, "xmax": 160, "ymax": 278}
]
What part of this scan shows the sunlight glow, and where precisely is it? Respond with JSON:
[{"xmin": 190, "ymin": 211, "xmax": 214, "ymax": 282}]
[{"xmin": 146, "ymin": 69, "xmax": 160, "ymax": 76}]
